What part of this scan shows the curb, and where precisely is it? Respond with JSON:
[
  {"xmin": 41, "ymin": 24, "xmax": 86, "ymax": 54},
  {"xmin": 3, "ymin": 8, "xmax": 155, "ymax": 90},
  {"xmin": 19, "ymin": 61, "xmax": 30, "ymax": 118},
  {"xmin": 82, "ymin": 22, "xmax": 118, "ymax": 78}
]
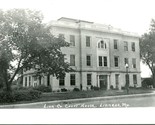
[{"xmin": 0, "ymin": 92, "xmax": 155, "ymax": 108}]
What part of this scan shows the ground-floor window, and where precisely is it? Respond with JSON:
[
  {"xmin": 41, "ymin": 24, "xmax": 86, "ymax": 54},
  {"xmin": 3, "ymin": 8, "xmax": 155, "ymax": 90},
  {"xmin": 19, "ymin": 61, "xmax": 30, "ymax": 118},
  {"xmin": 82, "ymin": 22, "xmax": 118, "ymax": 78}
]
[
  {"xmin": 29, "ymin": 76, "xmax": 31, "ymax": 86},
  {"xmin": 70, "ymin": 74, "xmax": 76, "ymax": 86},
  {"xmin": 125, "ymin": 74, "xmax": 130, "ymax": 86},
  {"xmin": 25, "ymin": 77, "xmax": 27, "ymax": 87},
  {"xmin": 133, "ymin": 75, "xmax": 137, "ymax": 85},
  {"xmin": 87, "ymin": 74, "xmax": 92, "ymax": 85},
  {"xmin": 59, "ymin": 77, "xmax": 65, "ymax": 86}
]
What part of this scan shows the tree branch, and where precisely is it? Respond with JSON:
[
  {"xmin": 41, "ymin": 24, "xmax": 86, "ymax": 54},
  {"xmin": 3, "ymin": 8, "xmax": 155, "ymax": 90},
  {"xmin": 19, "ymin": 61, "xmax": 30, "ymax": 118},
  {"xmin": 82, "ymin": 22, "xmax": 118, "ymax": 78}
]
[{"xmin": 9, "ymin": 57, "xmax": 23, "ymax": 84}]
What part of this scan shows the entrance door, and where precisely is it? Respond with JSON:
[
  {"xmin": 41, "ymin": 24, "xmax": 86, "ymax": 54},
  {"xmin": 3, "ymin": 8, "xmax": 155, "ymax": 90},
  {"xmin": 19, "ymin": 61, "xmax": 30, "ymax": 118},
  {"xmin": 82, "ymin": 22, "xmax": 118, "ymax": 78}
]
[{"xmin": 99, "ymin": 75, "xmax": 107, "ymax": 90}]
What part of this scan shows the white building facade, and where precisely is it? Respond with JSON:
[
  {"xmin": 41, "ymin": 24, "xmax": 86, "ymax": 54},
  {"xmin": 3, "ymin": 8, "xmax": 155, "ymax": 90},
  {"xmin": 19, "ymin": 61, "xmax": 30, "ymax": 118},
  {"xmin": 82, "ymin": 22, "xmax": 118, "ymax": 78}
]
[{"xmin": 22, "ymin": 17, "xmax": 141, "ymax": 91}]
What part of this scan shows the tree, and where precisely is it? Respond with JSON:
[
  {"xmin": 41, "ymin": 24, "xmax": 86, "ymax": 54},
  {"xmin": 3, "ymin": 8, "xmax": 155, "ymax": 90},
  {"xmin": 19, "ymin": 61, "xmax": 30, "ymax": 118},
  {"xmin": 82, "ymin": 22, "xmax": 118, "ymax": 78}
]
[
  {"xmin": 0, "ymin": 9, "xmax": 72, "ymax": 91},
  {"xmin": 140, "ymin": 19, "xmax": 155, "ymax": 88}
]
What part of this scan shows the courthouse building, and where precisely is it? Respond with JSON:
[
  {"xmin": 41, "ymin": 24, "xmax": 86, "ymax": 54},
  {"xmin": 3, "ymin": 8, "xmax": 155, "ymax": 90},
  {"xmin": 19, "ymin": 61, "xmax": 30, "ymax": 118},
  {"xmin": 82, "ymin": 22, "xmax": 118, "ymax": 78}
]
[{"xmin": 22, "ymin": 17, "xmax": 141, "ymax": 91}]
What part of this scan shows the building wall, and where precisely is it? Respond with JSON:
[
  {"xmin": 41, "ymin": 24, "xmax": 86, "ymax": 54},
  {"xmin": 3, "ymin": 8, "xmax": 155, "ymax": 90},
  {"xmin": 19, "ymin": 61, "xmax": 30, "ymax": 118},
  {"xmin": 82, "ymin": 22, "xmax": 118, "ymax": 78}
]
[{"xmin": 22, "ymin": 18, "xmax": 141, "ymax": 91}]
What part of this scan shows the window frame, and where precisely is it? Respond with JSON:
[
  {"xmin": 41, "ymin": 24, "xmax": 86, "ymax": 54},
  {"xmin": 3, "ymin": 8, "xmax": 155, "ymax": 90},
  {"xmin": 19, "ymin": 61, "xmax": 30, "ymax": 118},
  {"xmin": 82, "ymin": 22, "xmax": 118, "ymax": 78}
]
[
  {"xmin": 29, "ymin": 76, "xmax": 31, "ymax": 86},
  {"xmin": 86, "ymin": 36, "xmax": 91, "ymax": 47},
  {"xmin": 133, "ymin": 75, "xmax": 137, "ymax": 85},
  {"xmin": 124, "ymin": 58, "xmax": 129, "ymax": 66},
  {"xmin": 124, "ymin": 41, "xmax": 128, "ymax": 51},
  {"xmin": 131, "ymin": 42, "xmax": 135, "ymax": 52},
  {"xmin": 132, "ymin": 58, "xmax": 136, "ymax": 68},
  {"xmin": 86, "ymin": 55, "xmax": 91, "ymax": 66},
  {"xmin": 70, "ymin": 35, "xmax": 75, "ymax": 46},
  {"xmin": 25, "ymin": 77, "xmax": 27, "ymax": 87},
  {"xmin": 103, "ymin": 56, "xmax": 107, "ymax": 67},
  {"xmin": 70, "ymin": 55, "xmax": 75, "ymax": 66},
  {"xmin": 114, "ymin": 39, "xmax": 118, "ymax": 49},
  {"xmin": 70, "ymin": 74, "xmax": 76, "ymax": 86},
  {"xmin": 99, "ymin": 56, "xmax": 102, "ymax": 66},
  {"xmin": 59, "ymin": 77, "xmax": 65, "ymax": 86},
  {"xmin": 114, "ymin": 56, "xmax": 119, "ymax": 67},
  {"xmin": 87, "ymin": 74, "xmax": 92, "ymax": 85}
]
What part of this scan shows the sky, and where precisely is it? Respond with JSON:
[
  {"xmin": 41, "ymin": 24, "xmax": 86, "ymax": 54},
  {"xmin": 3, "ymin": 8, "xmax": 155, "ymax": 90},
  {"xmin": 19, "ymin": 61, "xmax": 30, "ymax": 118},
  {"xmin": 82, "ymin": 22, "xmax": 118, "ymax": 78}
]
[{"xmin": 0, "ymin": 0, "xmax": 155, "ymax": 77}]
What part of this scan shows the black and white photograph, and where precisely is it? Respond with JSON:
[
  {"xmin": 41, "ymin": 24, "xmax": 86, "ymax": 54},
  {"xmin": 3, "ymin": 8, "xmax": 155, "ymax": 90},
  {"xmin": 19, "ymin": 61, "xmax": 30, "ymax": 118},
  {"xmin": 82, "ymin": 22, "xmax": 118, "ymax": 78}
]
[{"xmin": 0, "ymin": 0, "xmax": 155, "ymax": 124}]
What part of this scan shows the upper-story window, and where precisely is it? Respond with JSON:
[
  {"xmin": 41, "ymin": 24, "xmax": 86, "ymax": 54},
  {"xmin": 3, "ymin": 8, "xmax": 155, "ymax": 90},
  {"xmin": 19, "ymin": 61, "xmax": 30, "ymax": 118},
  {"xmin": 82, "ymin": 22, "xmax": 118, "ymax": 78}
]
[
  {"xmin": 86, "ymin": 55, "xmax": 91, "ymax": 66},
  {"xmin": 86, "ymin": 36, "xmax": 91, "ymax": 47},
  {"xmin": 132, "ymin": 58, "xmax": 136, "ymax": 68},
  {"xmin": 114, "ymin": 39, "xmax": 118, "ymax": 49},
  {"xmin": 124, "ymin": 41, "xmax": 128, "ymax": 51},
  {"xmin": 70, "ymin": 55, "xmax": 75, "ymax": 66},
  {"xmin": 70, "ymin": 35, "xmax": 75, "ymax": 46},
  {"xmin": 104, "ymin": 56, "xmax": 107, "ymax": 67},
  {"xmin": 98, "ymin": 56, "xmax": 107, "ymax": 67},
  {"xmin": 124, "ymin": 58, "xmax": 129, "ymax": 66},
  {"xmin": 131, "ymin": 42, "xmax": 135, "ymax": 52},
  {"xmin": 98, "ymin": 40, "xmax": 107, "ymax": 49},
  {"xmin": 114, "ymin": 56, "xmax": 119, "ymax": 67}
]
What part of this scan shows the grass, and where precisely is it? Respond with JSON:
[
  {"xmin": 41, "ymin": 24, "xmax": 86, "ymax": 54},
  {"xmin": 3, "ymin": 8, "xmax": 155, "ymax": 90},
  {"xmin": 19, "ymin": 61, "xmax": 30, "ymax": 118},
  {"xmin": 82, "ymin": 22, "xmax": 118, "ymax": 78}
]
[
  {"xmin": 0, "ymin": 88, "xmax": 154, "ymax": 105},
  {"xmin": 37, "ymin": 88, "xmax": 154, "ymax": 102}
]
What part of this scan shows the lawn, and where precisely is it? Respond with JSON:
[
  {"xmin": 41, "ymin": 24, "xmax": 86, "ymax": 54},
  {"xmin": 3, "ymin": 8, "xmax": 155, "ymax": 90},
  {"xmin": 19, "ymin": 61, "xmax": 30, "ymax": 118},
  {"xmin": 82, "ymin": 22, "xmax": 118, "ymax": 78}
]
[
  {"xmin": 0, "ymin": 88, "xmax": 154, "ymax": 105},
  {"xmin": 36, "ymin": 88, "xmax": 155, "ymax": 102}
]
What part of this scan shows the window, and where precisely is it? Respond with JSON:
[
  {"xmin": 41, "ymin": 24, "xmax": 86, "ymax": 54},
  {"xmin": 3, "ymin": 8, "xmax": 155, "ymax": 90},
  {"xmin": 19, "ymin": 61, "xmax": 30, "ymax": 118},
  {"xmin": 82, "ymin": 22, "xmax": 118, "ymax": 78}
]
[
  {"xmin": 25, "ymin": 77, "xmax": 27, "ymax": 87},
  {"xmin": 87, "ymin": 74, "xmax": 92, "ymax": 85},
  {"xmin": 104, "ymin": 56, "xmax": 107, "ymax": 67},
  {"xmin": 29, "ymin": 76, "xmax": 31, "ymax": 86},
  {"xmin": 99, "ymin": 56, "xmax": 102, "ymax": 66},
  {"xmin": 124, "ymin": 41, "xmax": 128, "ymax": 51},
  {"xmin": 132, "ymin": 58, "xmax": 136, "ymax": 68},
  {"xmin": 101, "ymin": 41, "xmax": 104, "ymax": 48},
  {"xmin": 125, "ymin": 74, "xmax": 130, "ymax": 86},
  {"xmin": 59, "ymin": 77, "xmax": 65, "ymax": 86},
  {"xmin": 114, "ymin": 56, "xmax": 119, "ymax": 67},
  {"xmin": 124, "ymin": 58, "xmax": 129, "ymax": 66},
  {"xmin": 99, "ymin": 56, "xmax": 108, "ymax": 67},
  {"xmin": 131, "ymin": 42, "xmax": 135, "ymax": 51},
  {"xmin": 98, "ymin": 40, "xmax": 107, "ymax": 49},
  {"xmin": 70, "ymin": 55, "xmax": 75, "ymax": 66},
  {"xmin": 70, "ymin": 35, "xmax": 75, "ymax": 46},
  {"xmin": 115, "ymin": 74, "xmax": 119, "ymax": 89},
  {"xmin": 70, "ymin": 74, "xmax": 76, "ymax": 86},
  {"xmin": 133, "ymin": 75, "xmax": 137, "ymax": 85},
  {"xmin": 86, "ymin": 55, "xmax": 91, "ymax": 66},
  {"xmin": 114, "ymin": 39, "xmax": 118, "ymax": 49},
  {"xmin": 86, "ymin": 36, "xmax": 91, "ymax": 47}
]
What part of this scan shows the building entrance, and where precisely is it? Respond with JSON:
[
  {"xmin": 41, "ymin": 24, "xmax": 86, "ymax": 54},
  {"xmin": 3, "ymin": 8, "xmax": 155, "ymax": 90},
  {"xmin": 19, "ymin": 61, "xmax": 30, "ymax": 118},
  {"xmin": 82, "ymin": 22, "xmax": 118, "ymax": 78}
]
[{"xmin": 99, "ymin": 75, "xmax": 107, "ymax": 90}]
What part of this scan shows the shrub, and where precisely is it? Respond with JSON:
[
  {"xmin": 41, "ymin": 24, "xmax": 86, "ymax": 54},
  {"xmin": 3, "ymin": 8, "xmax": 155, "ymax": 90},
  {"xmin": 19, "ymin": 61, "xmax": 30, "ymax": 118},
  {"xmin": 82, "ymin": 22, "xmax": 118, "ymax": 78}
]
[
  {"xmin": 93, "ymin": 86, "xmax": 100, "ymax": 91},
  {"xmin": 61, "ymin": 88, "xmax": 67, "ymax": 92},
  {"xmin": 73, "ymin": 87, "xmax": 80, "ymax": 91},
  {"xmin": 90, "ymin": 85, "xmax": 94, "ymax": 90},
  {"xmin": 33, "ymin": 85, "xmax": 52, "ymax": 92},
  {"xmin": 110, "ymin": 85, "xmax": 114, "ymax": 90},
  {"xmin": 121, "ymin": 86, "xmax": 125, "ymax": 90},
  {"xmin": 0, "ymin": 89, "xmax": 42, "ymax": 103}
]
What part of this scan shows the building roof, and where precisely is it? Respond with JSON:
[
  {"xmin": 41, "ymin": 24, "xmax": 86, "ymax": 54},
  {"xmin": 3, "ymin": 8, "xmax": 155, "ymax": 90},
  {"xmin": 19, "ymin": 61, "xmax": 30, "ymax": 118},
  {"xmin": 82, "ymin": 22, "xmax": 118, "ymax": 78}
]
[
  {"xmin": 57, "ymin": 17, "xmax": 94, "ymax": 24},
  {"xmin": 49, "ymin": 17, "xmax": 139, "ymax": 38}
]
